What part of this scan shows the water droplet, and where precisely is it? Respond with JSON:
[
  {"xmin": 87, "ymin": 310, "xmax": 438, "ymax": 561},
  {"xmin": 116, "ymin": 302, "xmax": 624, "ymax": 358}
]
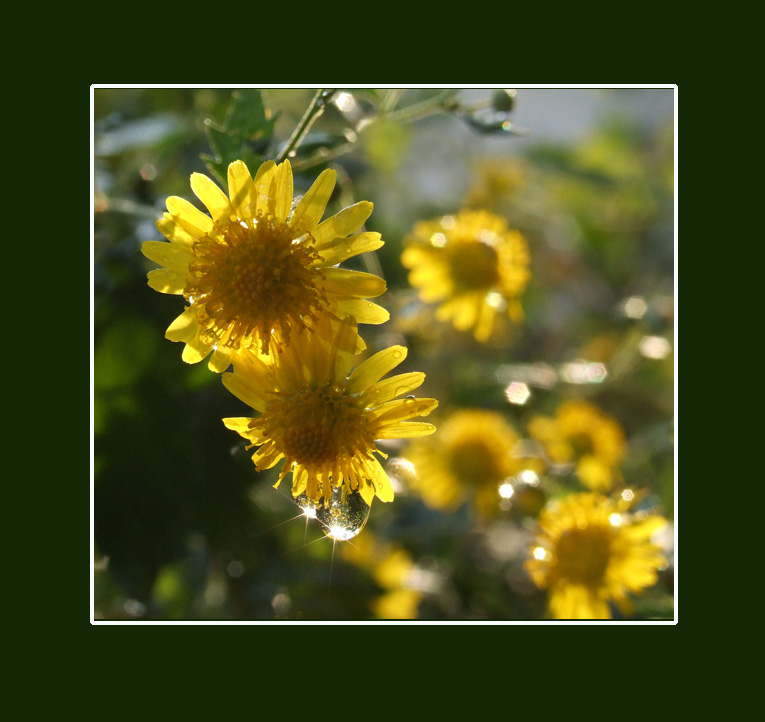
[
  {"xmin": 294, "ymin": 494, "xmax": 317, "ymax": 518},
  {"xmin": 315, "ymin": 486, "xmax": 370, "ymax": 541},
  {"xmin": 392, "ymin": 350, "xmax": 402, "ymax": 360},
  {"xmin": 345, "ymin": 247, "xmax": 353, "ymax": 255}
]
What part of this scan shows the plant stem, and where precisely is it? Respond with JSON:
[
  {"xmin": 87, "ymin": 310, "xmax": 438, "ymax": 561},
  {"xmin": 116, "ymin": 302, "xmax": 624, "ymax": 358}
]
[
  {"xmin": 276, "ymin": 89, "xmax": 338, "ymax": 163},
  {"xmin": 291, "ymin": 89, "xmax": 460, "ymax": 172}
]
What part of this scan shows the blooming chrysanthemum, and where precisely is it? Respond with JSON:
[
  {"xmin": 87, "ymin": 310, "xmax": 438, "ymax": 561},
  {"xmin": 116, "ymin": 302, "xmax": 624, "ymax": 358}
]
[
  {"xmin": 405, "ymin": 409, "xmax": 543, "ymax": 517},
  {"xmin": 221, "ymin": 315, "xmax": 438, "ymax": 505},
  {"xmin": 525, "ymin": 492, "xmax": 667, "ymax": 620},
  {"xmin": 401, "ymin": 209, "xmax": 530, "ymax": 341},
  {"xmin": 141, "ymin": 159, "xmax": 389, "ymax": 371},
  {"xmin": 528, "ymin": 400, "xmax": 626, "ymax": 492}
]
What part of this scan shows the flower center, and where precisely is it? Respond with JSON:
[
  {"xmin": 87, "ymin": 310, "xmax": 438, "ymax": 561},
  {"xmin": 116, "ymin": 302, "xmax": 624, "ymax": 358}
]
[
  {"xmin": 554, "ymin": 526, "xmax": 613, "ymax": 585},
  {"xmin": 184, "ymin": 215, "xmax": 327, "ymax": 353},
  {"xmin": 448, "ymin": 242, "xmax": 500, "ymax": 291},
  {"xmin": 262, "ymin": 383, "xmax": 376, "ymax": 468},
  {"xmin": 568, "ymin": 432, "xmax": 594, "ymax": 456},
  {"xmin": 450, "ymin": 439, "xmax": 502, "ymax": 486}
]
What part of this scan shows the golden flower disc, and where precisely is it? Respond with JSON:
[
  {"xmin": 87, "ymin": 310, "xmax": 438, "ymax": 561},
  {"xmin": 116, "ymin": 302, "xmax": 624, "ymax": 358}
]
[
  {"xmin": 186, "ymin": 215, "xmax": 326, "ymax": 353},
  {"xmin": 526, "ymin": 492, "xmax": 667, "ymax": 620},
  {"xmin": 222, "ymin": 316, "xmax": 438, "ymax": 506},
  {"xmin": 142, "ymin": 159, "xmax": 389, "ymax": 370},
  {"xmin": 401, "ymin": 209, "xmax": 531, "ymax": 341}
]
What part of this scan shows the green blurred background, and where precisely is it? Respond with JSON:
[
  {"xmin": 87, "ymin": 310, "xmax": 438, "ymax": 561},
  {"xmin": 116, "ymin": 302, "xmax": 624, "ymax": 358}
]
[{"xmin": 92, "ymin": 87, "xmax": 675, "ymax": 621}]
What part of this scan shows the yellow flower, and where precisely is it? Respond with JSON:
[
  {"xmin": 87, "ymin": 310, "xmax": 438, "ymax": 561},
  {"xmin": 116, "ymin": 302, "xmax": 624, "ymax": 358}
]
[
  {"xmin": 221, "ymin": 315, "xmax": 438, "ymax": 506},
  {"xmin": 342, "ymin": 537, "xmax": 423, "ymax": 620},
  {"xmin": 526, "ymin": 492, "xmax": 667, "ymax": 620},
  {"xmin": 401, "ymin": 209, "xmax": 530, "ymax": 341},
  {"xmin": 405, "ymin": 409, "xmax": 543, "ymax": 517},
  {"xmin": 528, "ymin": 400, "xmax": 626, "ymax": 492},
  {"xmin": 141, "ymin": 159, "xmax": 389, "ymax": 371}
]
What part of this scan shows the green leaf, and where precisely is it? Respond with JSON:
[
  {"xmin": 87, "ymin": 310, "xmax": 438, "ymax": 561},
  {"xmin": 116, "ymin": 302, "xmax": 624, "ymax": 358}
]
[{"xmin": 202, "ymin": 89, "xmax": 278, "ymax": 182}]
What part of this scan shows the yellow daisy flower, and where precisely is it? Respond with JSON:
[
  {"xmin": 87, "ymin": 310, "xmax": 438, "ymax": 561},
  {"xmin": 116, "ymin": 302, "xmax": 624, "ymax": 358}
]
[
  {"xmin": 141, "ymin": 159, "xmax": 389, "ymax": 371},
  {"xmin": 401, "ymin": 209, "xmax": 530, "ymax": 341},
  {"xmin": 405, "ymin": 409, "xmax": 543, "ymax": 517},
  {"xmin": 528, "ymin": 400, "xmax": 626, "ymax": 492},
  {"xmin": 221, "ymin": 315, "xmax": 438, "ymax": 506},
  {"xmin": 525, "ymin": 492, "xmax": 667, "ymax": 620}
]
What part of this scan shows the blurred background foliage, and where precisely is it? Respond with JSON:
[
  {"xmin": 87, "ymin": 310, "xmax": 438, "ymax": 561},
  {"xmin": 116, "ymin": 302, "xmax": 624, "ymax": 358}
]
[{"xmin": 92, "ymin": 87, "xmax": 675, "ymax": 621}]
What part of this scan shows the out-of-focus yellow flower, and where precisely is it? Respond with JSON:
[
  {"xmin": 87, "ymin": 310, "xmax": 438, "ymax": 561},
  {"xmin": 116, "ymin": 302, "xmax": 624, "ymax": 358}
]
[
  {"xmin": 221, "ymin": 315, "xmax": 437, "ymax": 506},
  {"xmin": 401, "ymin": 210, "xmax": 530, "ymax": 342},
  {"xmin": 142, "ymin": 159, "xmax": 388, "ymax": 371},
  {"xmin": 340, "ymin": 535, "xmax": 424, "ymax": 620},
  {"xmin": 405, "ymin": 409, "xmax": 543, "ymax": 518},
  {"xmin": 372, "ymin": 588, "xmax": 423, "ymax": 620},
  {"xmin": 464, "ymin": 158, "xmax": 528, "ymax": 210},
  {"xmin": 526, "ymin": 492, "xmax": 667, "ymax": 620},
  {"xmin": 528, "ymin": 400, "xmax": 625, "ymax": 492}
]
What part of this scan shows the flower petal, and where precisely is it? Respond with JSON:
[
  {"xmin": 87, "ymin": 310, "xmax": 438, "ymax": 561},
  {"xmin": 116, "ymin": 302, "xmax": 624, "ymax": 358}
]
[
  {"xmin": 319, "ymin": 268, "xmax": 387, "ymax": 298},
  {"xmin": 221, "ymin": 371, "xmax": 267, "ymax": 413},
  {"xmin": 208, "ymin": 347, "xmax": 232, "ymax": 373},
  {"xmin": 370, "ymin": 397, "xmax": 438, "ymax": 424},
  {"xmin": 222, "ymin": 417, "xmax": 256, "ymax": 438},
  {"xmin": 181, "ymin": 335, "xmax": 211, "ymax": 364},
  {"xmin": 375, "ymin": 421, "xmax": 437, "ymax": 439},
  {"xmin": 347, "ymin": 346, "xmax": 407, "ymax": 395},
  {"xmin": 253, "ymin": 160, "xmax": 277, "ymax": 217},
  {"xmin": 141, "ymin": 240, "xmax": 192, "ymax": 274},
  {"xmin": 315, "ymin": 232, "xmax": 384, "ymax": 266},
  {"xmin": 314, "ymin": 201, "xmax": 373, "ymax": 244},
  {"xmin": 371, "ymin": 459, "xmax": 394, "ymax": 502},
  {"xmin": 332, "ymin": 298, "xmax": 390, "ymax": 325},
  {"xmin": 190, "ymin": 172, "xmax": 233, "ymax": 222},
  {"xmin": 156, "ymin": 216, "xmax": 195, "ymax": 248},
  {"xmin": 165, "ymin": 308, "xmax": 199, "ymax": 343},
  {"xmin": 147, "ymin": 268, "xmax": 186, "ymax": 295},
  {"xmin": 362, "ymin": 372, "xmax": 425, "ymax": 405},
  {"xmin": 290, "ymin": 168, "xmax": 337, "ymax": 234},
  {"xmin": 165, "ymin": 196, "xmax": 214, "ymax": 236},
  {"xmin": 227, "ymin": 160, "xmax": 256, "ymax": 219},
  {"xmin": 273, "ymin": 160, "xmax": 294, "ymax": 223}
]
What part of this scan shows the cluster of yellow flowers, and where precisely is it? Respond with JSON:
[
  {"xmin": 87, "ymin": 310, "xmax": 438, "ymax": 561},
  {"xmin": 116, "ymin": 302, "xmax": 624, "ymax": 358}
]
[
  {"xmin": 402, "ymin": 400, "xmax": 667, "ymax": 620},
  {"xmin": 142, "ymin": 159, "xmax": 438, "ymax": 516}
]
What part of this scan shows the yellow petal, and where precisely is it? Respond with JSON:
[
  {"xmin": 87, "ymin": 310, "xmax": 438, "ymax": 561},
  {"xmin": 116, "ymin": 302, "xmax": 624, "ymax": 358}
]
[
  {"xmin": 375, "ymin": 422, "xmax": 436, "ymax": 439},
  {"xmin": 315, "ymin": 232, "xmax": 384, "ymax": 267},
  {"xmin": 370, "ymin": 398, "xmax": 438, "ymax": 424},
  {"xmin": 156, "ymin": 216, "xmax": 195, "ymax": 248},
  {"xmin": 290, "ymin": 168, "xmax": 337, "ymax": 234},
  {"xmin": 141, "ymin": 241, "xmax": 192, "ymax": 274},
  {"xmin": 319, "ymin": 268, "xmax": 387, "ymax": 298},
  {"xmin": 333, "ymin": 298, "xmax": 390, "ymax": 324},
  {"xmin": 273, "ymin": 160, "xmax": 294, "ymax": 222},
  {"xmin": 347, "ymin": 346, "xmax": 407, "ymax": 395},
  {"xmin": 370, "ymin": 460, "xmax": 394, "ymax": 502},
  {"xmin": 227, "ymin": 160, "xmax": 255, "ymax": 219},
  {"xmin": 165, "ymin": 308, "xmax": 199, "ymax": 343},
  {"xmin": 147, "ymin": 268, "xmax": 186, "ymax": 294},
  {"xmin": 221, "ymin": 371, "xmax": 268, "ymax": 412},
  {"xmin": 208, "ymin": 347, "xmax": 232, "ymax": 373},
  {"xmin": 253, "ymin": 160, "xmax": 277, "ymax": 217},
  {"xmin": 329, "ymin": 316, "xmax": 360, "ymax": 384},
  {"xmin": 165, "ymin": 196, "xmax": 214, "ymax": 236},
  {"xmin": 181, "ymin": 335, "xmax": 211, "ymax": 364},
  {"xmin": 222, "ymin": 417, "xmax": 255, "ymax": 437},
  {"xmin": 361, "ymin": 372, "xmax": 425, "ymax": 405},
  {"xmin": 314, "ymin": 201, "xmax": 373, "ymax": 244},
  {"xmin": 190, "ymin": 172, "xmax": 233, "ymax": 222},
  {"xmin": 359, "ymin": 480, "xmax": 376, "ymax": 506}
]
